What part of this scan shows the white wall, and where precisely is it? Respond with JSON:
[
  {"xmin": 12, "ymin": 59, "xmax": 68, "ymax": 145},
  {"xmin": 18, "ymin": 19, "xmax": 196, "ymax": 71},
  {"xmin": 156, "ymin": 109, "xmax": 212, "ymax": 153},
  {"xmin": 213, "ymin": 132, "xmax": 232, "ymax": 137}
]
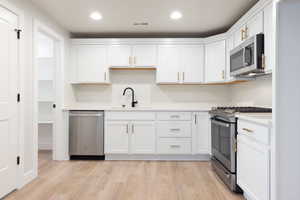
[
  {"xmin": 7, "ymin": 0, "xmax": 70, "ymax": 186},
  {"xmin": 275, "ymin": 0, "xmax": 300, "ymax": 199},
  {"xmin": 229, "ymin": 76, "xmax": 273, "ymax": 107},
  {"xmin": 69, "ymin": 70, "xmax": 232, "ymax": 107}
]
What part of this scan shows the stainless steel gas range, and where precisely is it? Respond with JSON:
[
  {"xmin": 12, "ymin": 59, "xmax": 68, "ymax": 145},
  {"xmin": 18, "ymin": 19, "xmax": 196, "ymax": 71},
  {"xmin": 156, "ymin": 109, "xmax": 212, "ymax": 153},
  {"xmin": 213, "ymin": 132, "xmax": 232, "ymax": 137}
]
[{"xmin": 209, "ymin": 107, "xmax": 272, "ymax": 192}]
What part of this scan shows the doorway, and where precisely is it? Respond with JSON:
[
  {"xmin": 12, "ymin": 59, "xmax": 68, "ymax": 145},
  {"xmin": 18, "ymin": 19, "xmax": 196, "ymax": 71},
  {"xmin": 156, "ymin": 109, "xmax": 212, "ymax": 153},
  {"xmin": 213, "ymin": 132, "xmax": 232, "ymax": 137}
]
[{"xmin": 36, "ymin": 32, "xmax": 57, "ymax": 164}]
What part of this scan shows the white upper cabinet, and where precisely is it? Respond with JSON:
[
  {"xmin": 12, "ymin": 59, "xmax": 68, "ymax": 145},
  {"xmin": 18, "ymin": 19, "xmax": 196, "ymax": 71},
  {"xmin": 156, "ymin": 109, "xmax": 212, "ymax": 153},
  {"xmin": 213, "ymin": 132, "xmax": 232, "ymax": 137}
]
[
  {"xmin": 73, "ymin": 45, "xmax": 109, "ymax": 83},
  {"xmin": 247, "ymin": 11, "xmax": 264, "ymax": 38},
  {"xmin": 108, "ymin": 45, "xmax": 132, "ymax": 67},
  {"xmin": 226, "ymin": 35, "xmax": 235, "ymax": 81},
  {"xmin": 108, "ymin": 45, "xmax": 157, "ymax": 67},
  {"xmin": 205, "ymin": 40, "xmax": 226, "ymax": 83},
  {"xmin": 263, "ymin": 2, "xmax": 274, "ymax": 72},
  {"xmin": 234, "ymin": 11, "xmax": 264, "ymax": 48},
  {"xmin": 157, "ymin": 45, "xmax": 181, "ymax": 83},
  {"xmin": 234, "ymin": 24, "xmax": 247, "ymax": 47},
  {"xmin": 157, "ymin": 45, "xmax": 204, "ymax": 84},
  {"xmin": 132, "ymin": 45, "xmax": 157, "ymax": 67},
  {"xmin": 181, "ymin": 45, "xmax": 204, "ymax": 83}
]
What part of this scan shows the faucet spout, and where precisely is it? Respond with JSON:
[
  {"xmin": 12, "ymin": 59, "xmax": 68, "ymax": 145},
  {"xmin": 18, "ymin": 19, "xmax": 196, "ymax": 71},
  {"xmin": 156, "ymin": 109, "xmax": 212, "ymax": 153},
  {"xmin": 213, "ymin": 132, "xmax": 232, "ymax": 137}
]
[{"xmin": 123, "ymin": 87, "xmax": 138, "ymax": 108}]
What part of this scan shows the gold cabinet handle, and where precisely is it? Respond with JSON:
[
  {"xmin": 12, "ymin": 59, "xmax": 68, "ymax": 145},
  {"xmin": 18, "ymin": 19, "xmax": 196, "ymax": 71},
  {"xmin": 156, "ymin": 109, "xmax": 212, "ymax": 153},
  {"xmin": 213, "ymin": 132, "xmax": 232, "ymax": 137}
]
[
  {"xmin": 104, "ymin": 72, "xmax": 107, "ymax": 81},
  {"xmin": 245, "ymin": 26, "xmax": 249, "ymax": 39},
  {"xmin": 242, "ymin": 128, "xmax": 254, "ymax": 133},
  {"xmin": 241, "ymin": 29, "xmax": 244, "ymax": 41},
  {"xmin": 183, "ymin": 72, "xmax": 185, "ymax": 82},
  {"xmin": 262, "ymin": 54, "xmax": 266, "ymax": 69},
  {"xmin": 221, "ymin": 70, "xmax": 225, "ymax": 80},
  {"xmin": 134, "ymin": 56, "xmax": 136, "ymax": 65},
  {"xmin": 177, "ymin": 72, "xmax": 180, "ymax": 82},
  {"xmin": 129, "ymin": 56, "xmax": 132, "ymax": 65}
]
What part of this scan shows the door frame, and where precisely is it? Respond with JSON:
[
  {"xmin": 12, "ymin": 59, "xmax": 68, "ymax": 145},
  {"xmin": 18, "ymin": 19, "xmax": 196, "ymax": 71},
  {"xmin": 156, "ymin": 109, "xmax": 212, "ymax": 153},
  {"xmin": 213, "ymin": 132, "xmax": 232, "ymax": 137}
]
[
  {"xmin": 33, "ymin": 19, "xmax": 65, "ymax": 174},
  {"xmin": 0, "ymin": 0, "xmax": 25, "ymax": 190}
]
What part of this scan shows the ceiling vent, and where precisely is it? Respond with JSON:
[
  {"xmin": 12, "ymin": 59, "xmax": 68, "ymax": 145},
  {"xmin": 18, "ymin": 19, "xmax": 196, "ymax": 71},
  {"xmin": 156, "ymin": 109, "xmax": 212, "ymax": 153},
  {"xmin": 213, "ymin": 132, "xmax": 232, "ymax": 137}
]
[{"xmin": 133, "ymin": 22, "xmax": 149, "ymax": 26}]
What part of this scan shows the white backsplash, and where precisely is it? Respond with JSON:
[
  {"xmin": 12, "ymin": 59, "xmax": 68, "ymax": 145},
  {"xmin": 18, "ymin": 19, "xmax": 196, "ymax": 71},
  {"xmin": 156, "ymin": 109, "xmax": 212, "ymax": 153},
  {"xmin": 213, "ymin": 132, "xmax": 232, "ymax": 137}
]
[
  {"xmin": 229, "ymin": 76, "xmax": 272, "ymax": 108},
  {"xmin": 69, "ymin": 70, "xmax": 232, "ymax": 107},
  {"xmin": 68, "ymin": 70, "xmax": 272, "ymax": 108}
]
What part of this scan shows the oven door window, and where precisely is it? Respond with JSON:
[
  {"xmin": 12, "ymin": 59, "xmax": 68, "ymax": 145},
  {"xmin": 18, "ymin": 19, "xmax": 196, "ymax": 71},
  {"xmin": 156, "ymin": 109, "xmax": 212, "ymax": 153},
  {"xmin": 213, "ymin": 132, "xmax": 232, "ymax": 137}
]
[{"xmin": 211, "ymin": 119, "xmax": 235, "ymax": 172}]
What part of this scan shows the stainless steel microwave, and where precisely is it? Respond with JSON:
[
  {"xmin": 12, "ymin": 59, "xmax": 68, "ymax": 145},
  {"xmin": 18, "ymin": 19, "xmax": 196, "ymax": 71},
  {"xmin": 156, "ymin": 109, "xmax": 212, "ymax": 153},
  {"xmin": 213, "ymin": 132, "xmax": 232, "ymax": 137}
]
[{"xmin": 230, "ymin": 33, "xmax": 265, "ymax": 76}]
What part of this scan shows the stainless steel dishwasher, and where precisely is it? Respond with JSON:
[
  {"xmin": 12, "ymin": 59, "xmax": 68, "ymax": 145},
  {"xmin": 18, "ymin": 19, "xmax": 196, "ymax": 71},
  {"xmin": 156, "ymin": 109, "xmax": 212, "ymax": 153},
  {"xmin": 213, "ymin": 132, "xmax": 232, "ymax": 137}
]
[{"xmin": 69, "ymin": 111, "xmax": 104, "ymax": 159}]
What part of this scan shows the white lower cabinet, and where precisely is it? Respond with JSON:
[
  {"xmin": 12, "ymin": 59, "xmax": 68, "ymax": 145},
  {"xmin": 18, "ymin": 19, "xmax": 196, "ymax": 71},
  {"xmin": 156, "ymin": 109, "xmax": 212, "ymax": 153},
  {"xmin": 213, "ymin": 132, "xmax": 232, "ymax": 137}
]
[
  {"xmin": 131, "ymin": 122, "xmax": 156, "ymax": 154},
  {"xmin": 194, "ymin": 112, "xmax": 211, "ymax": 154},
  {"xmin": 237, "ymin": 120, "xmax": 271, "ymax": 200},
  {"xmin": 105, "ymin": 121, "xmax": 129, "ymax": 154},
  {"xmin": 105, "ymin": 111, "xmax": 210, "ymax": 157},
  {"xmin": 157, "ymin": 138, "xmax": 192, "ymax": 154}
]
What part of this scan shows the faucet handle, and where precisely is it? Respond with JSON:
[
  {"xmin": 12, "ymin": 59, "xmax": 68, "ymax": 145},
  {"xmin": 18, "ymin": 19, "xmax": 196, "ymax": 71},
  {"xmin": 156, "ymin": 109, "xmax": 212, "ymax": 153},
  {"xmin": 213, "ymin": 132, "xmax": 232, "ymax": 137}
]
[{"xmin": 132, "ymin": 101, "xmax": 138, "ymax": 107}]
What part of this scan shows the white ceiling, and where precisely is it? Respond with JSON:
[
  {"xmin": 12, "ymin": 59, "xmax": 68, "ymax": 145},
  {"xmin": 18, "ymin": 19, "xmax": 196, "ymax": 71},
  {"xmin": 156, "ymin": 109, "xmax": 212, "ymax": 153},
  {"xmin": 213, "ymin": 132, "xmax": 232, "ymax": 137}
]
[{"xmin": 30, "ymin": 0, "xmax": 258, "ymax": 37}]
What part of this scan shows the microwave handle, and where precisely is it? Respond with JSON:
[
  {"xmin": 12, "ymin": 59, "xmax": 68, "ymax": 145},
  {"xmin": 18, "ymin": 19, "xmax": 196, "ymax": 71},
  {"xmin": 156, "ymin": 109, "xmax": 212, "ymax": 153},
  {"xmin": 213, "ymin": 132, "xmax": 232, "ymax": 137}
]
[{"xmin": 242, "ymin": 48, "xmax": 247, "ymax": 66}]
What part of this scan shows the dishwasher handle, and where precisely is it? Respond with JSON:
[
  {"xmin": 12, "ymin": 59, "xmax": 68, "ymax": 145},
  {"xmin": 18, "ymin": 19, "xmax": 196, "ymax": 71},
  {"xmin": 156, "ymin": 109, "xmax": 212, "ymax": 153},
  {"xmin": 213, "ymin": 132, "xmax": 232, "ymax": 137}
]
[{"xmin": 69, "ymin": 113, "xmax": 103, "ymax": 117}]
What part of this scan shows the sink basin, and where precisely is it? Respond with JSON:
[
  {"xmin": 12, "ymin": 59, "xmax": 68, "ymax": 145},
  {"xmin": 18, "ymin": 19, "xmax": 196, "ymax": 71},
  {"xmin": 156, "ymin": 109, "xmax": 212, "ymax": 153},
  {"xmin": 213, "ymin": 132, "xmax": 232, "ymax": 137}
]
[{"xmin": 110, "ymin": 106, "xmax": 152, "ymax": 110}]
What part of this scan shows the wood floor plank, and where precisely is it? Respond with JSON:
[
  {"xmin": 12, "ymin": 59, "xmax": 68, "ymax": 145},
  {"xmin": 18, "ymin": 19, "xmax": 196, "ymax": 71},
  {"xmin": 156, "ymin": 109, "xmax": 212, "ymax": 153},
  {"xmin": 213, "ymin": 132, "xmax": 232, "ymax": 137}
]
[{"xmin": 5, "ymin": 152, "xmax": 244, "ymax": 200}]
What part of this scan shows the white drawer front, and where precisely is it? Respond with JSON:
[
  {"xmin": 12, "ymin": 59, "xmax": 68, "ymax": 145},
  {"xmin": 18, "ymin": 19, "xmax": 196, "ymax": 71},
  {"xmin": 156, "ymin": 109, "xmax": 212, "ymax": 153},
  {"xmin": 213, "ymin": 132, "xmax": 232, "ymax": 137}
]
[
  {"xmin": 105, "ymin": 111, "xmax": 155, "ymax": 121},
  {"xmin": 157, "ymin": 138, "xmax": 192, "ymax": 154},
  {"xmin": 157, "ymin": 112, "xmax": 192, "ymax": 121},
  {"xmin": 238, "ymin": 120, "xmax": 270, "ymax": 145},
  {"xmin": 157, "ymin": 122, "xmax": 192, "ymax": 138}
]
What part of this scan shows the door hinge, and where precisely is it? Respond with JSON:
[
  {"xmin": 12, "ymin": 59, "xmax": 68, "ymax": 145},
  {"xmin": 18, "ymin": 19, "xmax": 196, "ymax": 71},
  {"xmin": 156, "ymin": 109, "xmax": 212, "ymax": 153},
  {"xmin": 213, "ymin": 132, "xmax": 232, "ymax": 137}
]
[
  {"xmin": 17, "ymin": 156, "xmax": 20, "ymax": 165},
  {"xmin": 14, "ymin": 29, "xmax": 22, "ymax": 39},
  {"xmin": 17, "ymin": 93, "xmax": 20, "ymax": 102}
]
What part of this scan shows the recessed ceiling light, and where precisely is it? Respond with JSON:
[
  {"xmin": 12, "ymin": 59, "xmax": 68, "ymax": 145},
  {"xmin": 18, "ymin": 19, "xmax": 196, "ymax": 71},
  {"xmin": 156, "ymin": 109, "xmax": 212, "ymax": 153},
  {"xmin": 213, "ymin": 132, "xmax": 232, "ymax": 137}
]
[
  {"xmin": 170, "ymin": 11, "xmax": 182, "ymax": 20},
  {"xmin": 90, "ymin": 12, "xmax": 102, "ymax": 20}
]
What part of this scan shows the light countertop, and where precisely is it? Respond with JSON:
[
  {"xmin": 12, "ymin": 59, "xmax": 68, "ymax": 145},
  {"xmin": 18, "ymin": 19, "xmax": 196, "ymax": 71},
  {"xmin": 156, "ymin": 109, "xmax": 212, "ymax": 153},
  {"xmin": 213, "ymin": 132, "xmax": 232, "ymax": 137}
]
[
  {"xmin": 62, "ymin": 104, "xmax": 220, "ymax": 112},
  {"xmin": 236, "ymin": 113, "xmax": 273, "ymax": 126}
]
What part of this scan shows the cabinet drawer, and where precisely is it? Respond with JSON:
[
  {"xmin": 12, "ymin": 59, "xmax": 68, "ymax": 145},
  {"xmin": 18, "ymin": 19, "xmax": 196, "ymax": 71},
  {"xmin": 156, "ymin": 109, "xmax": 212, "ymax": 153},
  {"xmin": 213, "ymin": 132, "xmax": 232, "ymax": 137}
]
[
  {"xmin": 157, "ymin": 138, "xmax": 192, "ymax": 154},
  {"xmin": 156, "ymin": 112, "xmax": 192, "ymax": 121},
  {"xmin": 157, "ymin": 122, "xmax": 192, "ymax": 138},
  {"xmin": 105, "ymin": 111, "xmax": 155, "ymax": 121},
  {"xmin": 238, "ymin": 120, "xmax": 270, "ymax": 145}
]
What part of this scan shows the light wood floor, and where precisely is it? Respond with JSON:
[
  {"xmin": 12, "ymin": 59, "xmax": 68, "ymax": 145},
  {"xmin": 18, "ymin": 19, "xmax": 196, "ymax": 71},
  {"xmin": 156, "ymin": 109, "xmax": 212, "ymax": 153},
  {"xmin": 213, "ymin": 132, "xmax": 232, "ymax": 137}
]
[{"xmin": 6, "ymin": 151, "xmax": 244, "ymax": 200}]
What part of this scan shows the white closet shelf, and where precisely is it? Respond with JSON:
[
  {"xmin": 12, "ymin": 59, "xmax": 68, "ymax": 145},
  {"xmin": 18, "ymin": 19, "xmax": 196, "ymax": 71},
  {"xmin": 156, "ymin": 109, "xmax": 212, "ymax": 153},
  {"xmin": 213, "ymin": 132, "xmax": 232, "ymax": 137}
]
[
  {"xmin": 38, "ymin": 99, "xmax": 54, "ymax": 102},
  {"xmin": 39, "ymin": 79, "xmax": 53, "ymax": 81},
  {"xmin": 38, "ymin": 121, "xmax": 53, "ymax": 124}
]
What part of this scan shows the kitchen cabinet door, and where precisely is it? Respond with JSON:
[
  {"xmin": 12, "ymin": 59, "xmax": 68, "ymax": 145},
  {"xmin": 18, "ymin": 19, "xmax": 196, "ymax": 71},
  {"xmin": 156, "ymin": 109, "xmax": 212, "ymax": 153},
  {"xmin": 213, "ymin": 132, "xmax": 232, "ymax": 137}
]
[
  {"xmin": 130, "ymin": 122, "xmax": 156, "ymax": 154},
  {"xmin": 226, "ymin": 35, "xmax": 235, "ymax": 81},
  {"xmin": 157, "ymin": 45, "xmax": 181, "ymax": 83},
  {"xmin": 205, "ymin": 40, "xmax": 226, "ymax": 83},
  {"xmin": 234, "ymin": 24, "xmax": 246, "ymax": 47},
  {"xmin": 237, "ymin": 134, "xmax": 270, "ymax": 200},
  {"xmin": 132, "ymin": 45, "xmax": 157, "ymax": 67},
  {"xmin": 193, "ymin": 112, "xmax": 210, "ymax": 154},
  {"xmin": 182, "ymin": 45, "xmax": 204, "ymax": 83},
  {"xmin": 105, "ymin": 121, "xmax": 129, "ymax": 154},
  {"xmin": 263, "ymin": 2, "xmax": 274, "ymax": 72},
  {"xmin": 247, "ymin": 11, "xmax": 264, "ymax": 38},
  {"xmin": 108, "ymin": 45, "xmax": 131, "ymax": 67},
  {"xmin": 75, "ymin": 45, "xmax": 108, "ymax": 82}
]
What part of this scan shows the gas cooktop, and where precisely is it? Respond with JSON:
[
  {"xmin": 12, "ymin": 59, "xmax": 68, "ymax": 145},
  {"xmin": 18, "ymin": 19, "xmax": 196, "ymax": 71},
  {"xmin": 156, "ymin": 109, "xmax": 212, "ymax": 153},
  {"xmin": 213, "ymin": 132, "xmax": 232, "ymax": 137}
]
[
  {"xmin": 212, "ymin": 106, "xmax": 272, "ymax": 113},
  {"xmin": 209, "ymin": 107, "xmax": 272, "ymax": 121}
]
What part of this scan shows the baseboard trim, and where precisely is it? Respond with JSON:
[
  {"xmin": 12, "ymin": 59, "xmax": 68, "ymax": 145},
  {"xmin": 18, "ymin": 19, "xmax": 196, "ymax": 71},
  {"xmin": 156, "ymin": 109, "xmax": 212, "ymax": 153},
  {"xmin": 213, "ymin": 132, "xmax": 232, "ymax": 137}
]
[
  {"xmin": 20, "ymin": 170, "xmax": 37, "ymax": 188},
  {"xmin": 38, "ymin": 143, "xmax": 52, "ymax": 150},
  {"xmin": 105, "ymin": 154, "xmax": 211, "ymax": 161}
]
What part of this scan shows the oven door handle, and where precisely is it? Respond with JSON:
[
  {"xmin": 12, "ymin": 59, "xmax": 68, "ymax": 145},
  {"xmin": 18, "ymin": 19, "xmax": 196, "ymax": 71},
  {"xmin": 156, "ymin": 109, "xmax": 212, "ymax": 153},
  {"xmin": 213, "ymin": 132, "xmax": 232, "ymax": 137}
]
[{"xmin": 211, "ymin": 120, "xmax": 230, "ymax": 128}]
